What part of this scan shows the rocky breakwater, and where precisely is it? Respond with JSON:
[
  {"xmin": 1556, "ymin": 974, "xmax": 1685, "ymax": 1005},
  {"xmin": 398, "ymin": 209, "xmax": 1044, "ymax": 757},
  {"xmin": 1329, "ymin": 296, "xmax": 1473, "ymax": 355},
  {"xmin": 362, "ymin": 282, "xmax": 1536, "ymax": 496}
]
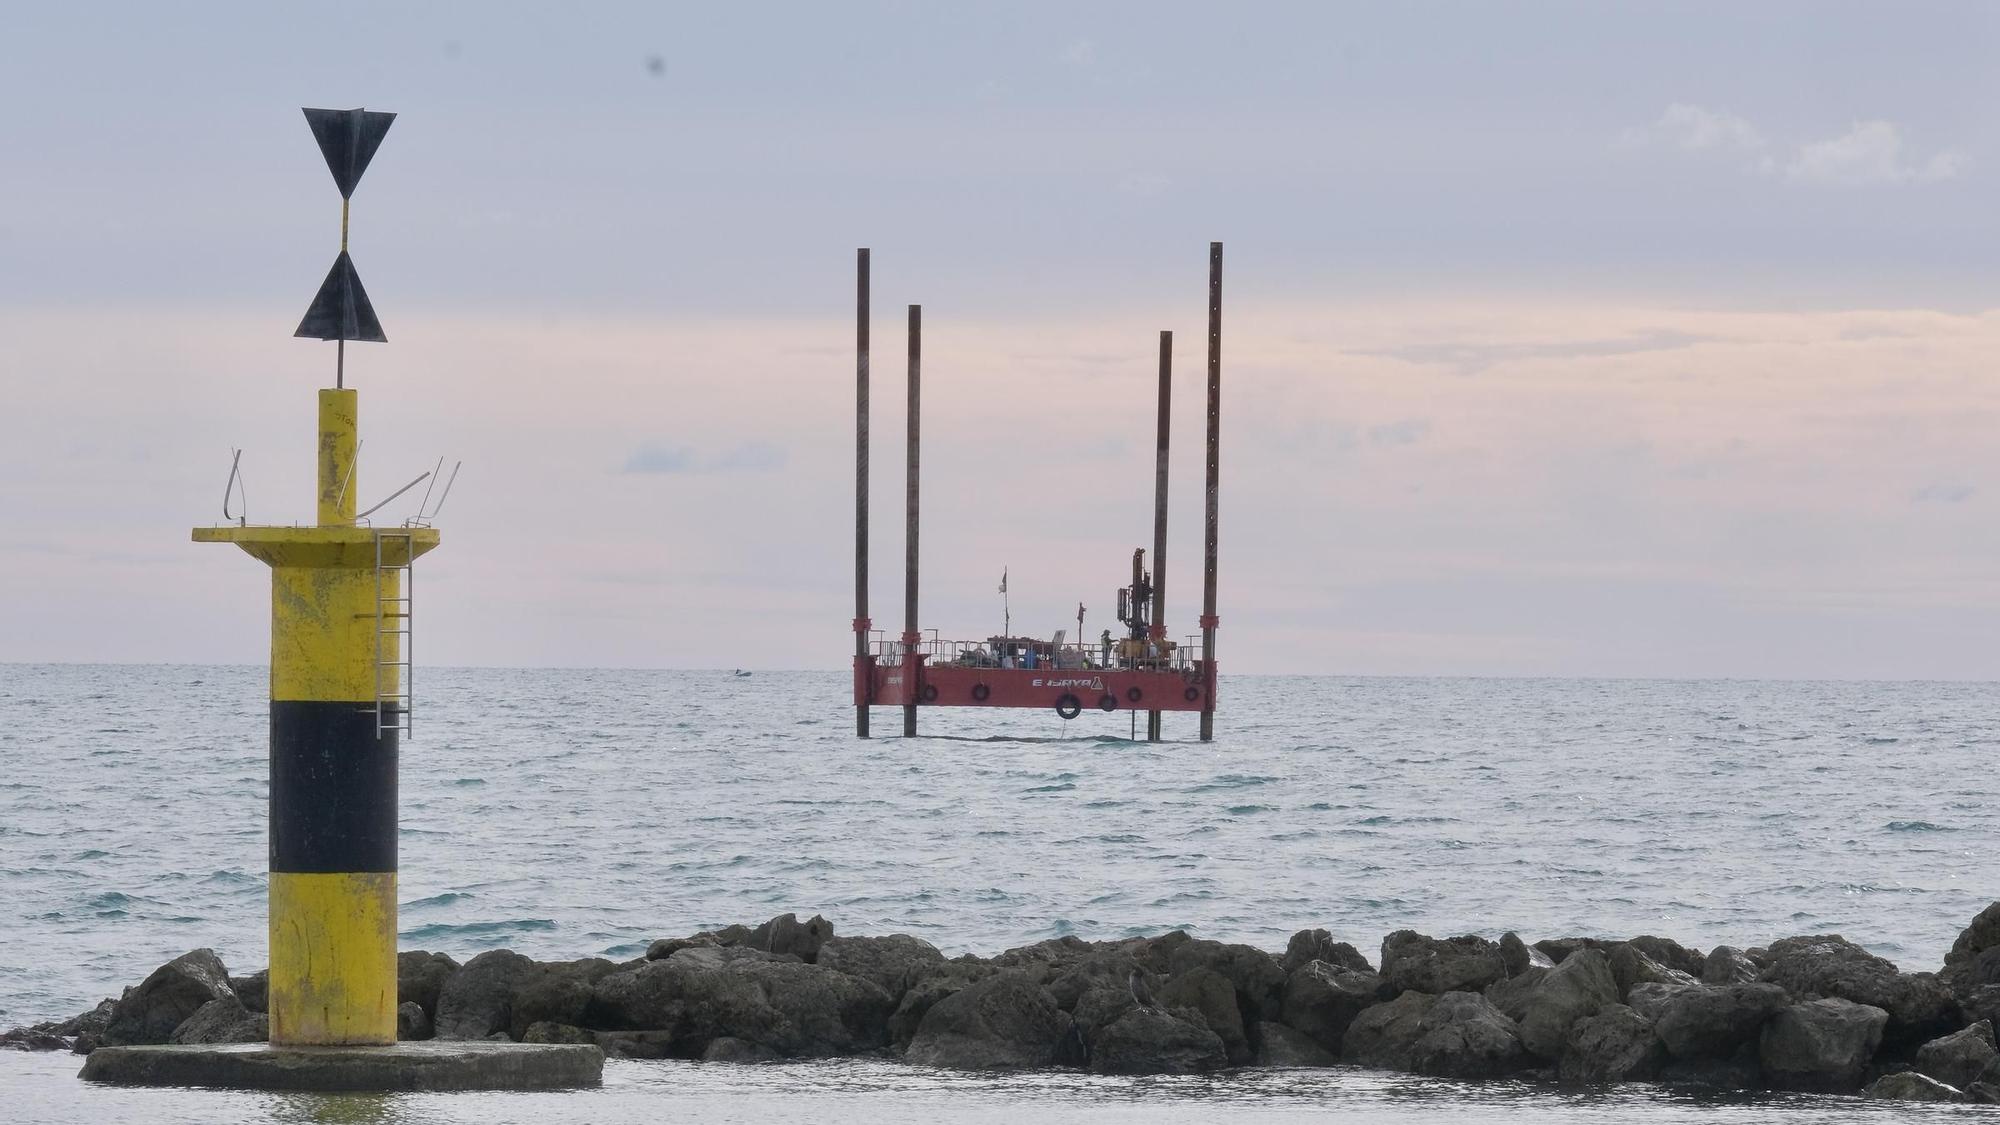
[{"xmin": 17, "ymin": 905, "xmax": 2000, "ymax": 1105}]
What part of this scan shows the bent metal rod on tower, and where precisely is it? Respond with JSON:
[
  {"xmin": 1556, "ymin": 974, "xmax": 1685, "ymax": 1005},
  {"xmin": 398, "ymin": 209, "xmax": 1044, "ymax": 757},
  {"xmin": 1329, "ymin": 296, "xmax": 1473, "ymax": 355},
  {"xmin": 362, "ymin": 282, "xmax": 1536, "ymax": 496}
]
[{"xmin": 851, "ymin": 245, "xmax": 1225, "ymax": 742}]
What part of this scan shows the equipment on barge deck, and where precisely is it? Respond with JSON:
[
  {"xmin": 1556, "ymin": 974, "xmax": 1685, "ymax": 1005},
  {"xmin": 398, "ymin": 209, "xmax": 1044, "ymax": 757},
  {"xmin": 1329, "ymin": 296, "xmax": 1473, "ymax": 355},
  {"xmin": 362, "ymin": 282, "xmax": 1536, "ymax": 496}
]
[{"xmin": 850, "ymin": 244, "xmax": 1225, "ymax": 741}]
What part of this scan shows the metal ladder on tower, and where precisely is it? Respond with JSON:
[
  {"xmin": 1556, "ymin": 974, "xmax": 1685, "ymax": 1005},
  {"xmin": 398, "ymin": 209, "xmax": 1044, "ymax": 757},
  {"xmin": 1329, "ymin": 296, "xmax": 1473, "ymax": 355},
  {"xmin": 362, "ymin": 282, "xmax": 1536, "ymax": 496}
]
[{"xmin": 374, "ymin": 528, "xmax": 415, "ymax": 739}]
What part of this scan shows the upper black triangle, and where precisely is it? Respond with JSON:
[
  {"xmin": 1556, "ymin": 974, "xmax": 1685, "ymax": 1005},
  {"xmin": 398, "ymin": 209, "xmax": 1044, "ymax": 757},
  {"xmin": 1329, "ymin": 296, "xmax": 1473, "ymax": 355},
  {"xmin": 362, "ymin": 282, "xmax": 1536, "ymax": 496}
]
[
  {"xmin": 302, "ymin": 107, "xmax": 395, "ymax": 198},
  {"xmin": 295, "ymin": 251, "xmax": 387, "ymax": 342}
]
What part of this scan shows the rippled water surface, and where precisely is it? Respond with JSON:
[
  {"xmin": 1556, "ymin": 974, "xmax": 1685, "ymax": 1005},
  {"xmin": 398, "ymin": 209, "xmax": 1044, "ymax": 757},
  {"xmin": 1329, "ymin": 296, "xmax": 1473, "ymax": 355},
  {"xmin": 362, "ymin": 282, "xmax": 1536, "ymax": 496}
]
[{"xmin": 4, "ymin": 665, "xmax": 1998, "ymax": 1119}]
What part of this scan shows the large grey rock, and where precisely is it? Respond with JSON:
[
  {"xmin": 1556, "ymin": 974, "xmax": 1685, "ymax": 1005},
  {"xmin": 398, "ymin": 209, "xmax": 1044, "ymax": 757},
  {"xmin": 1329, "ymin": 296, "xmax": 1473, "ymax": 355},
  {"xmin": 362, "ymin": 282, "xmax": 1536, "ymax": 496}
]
[
  {"xmin": 1659, "ymin": 1042, "xmax": 1763, "ymax": 1090},
  {"xmin": 1342, "ymin": 989, "xmax": 1435, "ymax": 1070},
  {"xmin": 1863, "ymin": 1070, "xmax": 1964, "ymax": 1102},
  {"xmin": 1610, "ymin": 944, "xmax": 1699, "ymax": 999},
  {"xmin": 101, "ymin": 949, "xmax": 238, "ymax": 1047},
  {"xmin": 397, "ymin": 1001, "xmax": 433, "ymax": 1041},
  {"xmin": 1498, "ymin": 932, "xmax": 1551, "ymax": 977},
  {"xmin": 1626, "ymin": 981, "xmax": 1695, "ymax": 1023},
  {"xmin": 1253, "ymin": 1020, "xmax": 1338, "ymax": 1067},
  {"xmin": 1283, "ymin": 929, "xmax": 1373, "ymax": 975},
  {"xmin": 666, "ymin": 945, "xmax": 800, "ymax": 970},
  {"xmin": 589, "ymin": 954, "xmax": 894, "ymax": 1057},
  {"xmin": 1962, "ymin": 984, "xmax": 2000, "ymax": 1033},
  {"xmin": 1559, "ymin": 1003, "xmax": 1665, "ymax": 1084},
  {"xmin": 1914, "ymin": 1019, "xmax": 1999, "ymax": 1090},
  {"xmin": 1280, "ymin": 961, "xmax": 1385, "ymax": 1055},
  {"xmin": 520, "ymin": 1020, "xmax": 594, "ymax": 1045},
  {"xmin": 989, "ymin": 935, "xmax": 1100, "ymax": 972},
  {"xmin": 1071, "ymin": 985, "xmax": 1140, "ymax": 1045},
  {"xmin": 4, "ymin": 999, "xmax": 114, "ymax": 1051},
  {"xmin": 230, "ymin": 972, "xmax": 268, "ymax": 1014},
  {"xmin": 1759, "ymin": 998, "xmax": 1888, "ymax": 1092},
  {"xmin": 646, "ymin": 934, "xmax": 720, "ymax": 961},
  {"xmin": 905, "ymin": 973, "xmax": 1076, "ymax": 1070},
  {"xmin": 1701, "ymin": 946, "xmax": 1760, "ymax": 986},
  {"xmin": 505, "ymin": 958, "xmax": 616, "ymax": 1041},
  {"xmin": 1943, "ymin": 902, "xmax": 2000, "ymax": 999},
  {"xmin": 1516, "ymin": 947, "xmax": 1619, "ymax": 1060},
  {"xmin": 1380, "ymin": 931, "xmax": 1507, "ymax": 996},
  {"xmin": 1484, "ymin": 967, "xmax": 1549, "ymax": 1023},
  {"xmin": 748, "ymin": 913, "xmax": 834, "ymax": 963},
  {"xmin": 434, "ymin": 950, "xmax": 541, "ymax": 1040},
  {"xmin": 1089, "ymin": 1006, "xmax": 1226, "ymax": 1074},
  {"xmin": 1408, "ymin": 991, "xmax": 1533, "ymax": 1080},
  {"xmin": 1158, "ymin": 967, "xmax": 1249, "ymax": 1065},
  {"xmin": 1624, "ymin": 936, "xmax": 1705, "ymax": 979},
  {"xmin": 1166, "ymin": 939, "xmax": 1286, "ymax": 1024},
  {"xmin": 1651, "ymin": 982, "xmax": 1789, "ymax": 1060},
  {"xmin": 166, "ymin": 998, "xmax": 266, "ymax": 1045},
  {"xmin": 1759, "ymin": 935, "xmax": 1955, "ymax": 1044},
  {"xmin": 1130, "ymin": 931, "xmax": 1193, "ymax": 977},
  {"xmin": 1046, "ymin": 951, "xmax": 1147, "ymax": 1011},
  {"xmin": 0, "ymin": 1027, "xmax": 67, "ymax": 1051},
  {"xmin": 397, "ymin": 951, "xmax": 460, "ymax": 1018},
  {"xmin": 1533, "ymin": 937, "xmax": 1605, "ymax": 965},
  {"xmin": 817, "ymin": 934, "xmax": 946, "ymax": 1001},
  {"xmin": 42, "ymin": 998, "xmax": 117, "ymax": 1041},
  {"xmin": 889, "ymin": 963, "xmax": 996, "ymax": 1045}
]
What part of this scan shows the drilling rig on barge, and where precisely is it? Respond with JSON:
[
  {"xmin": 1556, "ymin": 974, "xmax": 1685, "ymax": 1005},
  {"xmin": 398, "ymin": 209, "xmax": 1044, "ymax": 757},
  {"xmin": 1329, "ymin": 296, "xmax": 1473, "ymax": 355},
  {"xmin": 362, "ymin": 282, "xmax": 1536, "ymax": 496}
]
[{"xmin": 850, "ymin": 244, "xmax": 1225, "ymax": 742}]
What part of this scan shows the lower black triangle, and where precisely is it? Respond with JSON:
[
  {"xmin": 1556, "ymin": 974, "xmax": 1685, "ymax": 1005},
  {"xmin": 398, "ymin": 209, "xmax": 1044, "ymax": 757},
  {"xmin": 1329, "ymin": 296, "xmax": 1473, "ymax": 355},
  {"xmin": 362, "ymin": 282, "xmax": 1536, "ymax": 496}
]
[{"xmin": 295, "ymin": 251, "xmax": 387, "ymax": 342}]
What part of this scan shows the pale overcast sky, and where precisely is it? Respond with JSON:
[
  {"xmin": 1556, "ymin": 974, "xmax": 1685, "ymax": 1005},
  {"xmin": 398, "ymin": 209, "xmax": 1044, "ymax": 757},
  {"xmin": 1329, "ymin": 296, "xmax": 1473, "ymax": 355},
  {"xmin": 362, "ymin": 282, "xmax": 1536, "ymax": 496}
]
[{"xmin": 4, "ymin": 2, "xmax": 1998, "ymax": 677}]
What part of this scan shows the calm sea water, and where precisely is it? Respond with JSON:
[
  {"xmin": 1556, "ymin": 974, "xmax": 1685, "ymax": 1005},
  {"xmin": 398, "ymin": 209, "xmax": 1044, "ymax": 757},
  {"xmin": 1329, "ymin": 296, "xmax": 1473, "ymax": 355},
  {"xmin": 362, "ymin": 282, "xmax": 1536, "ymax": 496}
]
[{"xmin": 4, "ymin": 664, "xmax": 1997, "ymax": 1120}]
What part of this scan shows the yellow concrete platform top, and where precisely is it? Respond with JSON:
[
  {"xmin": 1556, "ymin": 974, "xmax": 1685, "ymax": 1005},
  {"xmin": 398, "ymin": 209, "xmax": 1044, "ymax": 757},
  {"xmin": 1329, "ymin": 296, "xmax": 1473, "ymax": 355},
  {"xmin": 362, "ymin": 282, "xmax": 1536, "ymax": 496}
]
[{"xmin": 192, "ymin": 525, "xmax": 441, "ymax": 568}]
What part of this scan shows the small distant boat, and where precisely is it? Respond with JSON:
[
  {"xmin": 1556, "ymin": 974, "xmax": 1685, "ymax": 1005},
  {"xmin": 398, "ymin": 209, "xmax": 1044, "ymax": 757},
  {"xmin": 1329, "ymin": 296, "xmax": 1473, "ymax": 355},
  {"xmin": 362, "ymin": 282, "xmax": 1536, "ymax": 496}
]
[{"xmin": 732, "ymin": 669, "xmax": 753, "ymax": 678}]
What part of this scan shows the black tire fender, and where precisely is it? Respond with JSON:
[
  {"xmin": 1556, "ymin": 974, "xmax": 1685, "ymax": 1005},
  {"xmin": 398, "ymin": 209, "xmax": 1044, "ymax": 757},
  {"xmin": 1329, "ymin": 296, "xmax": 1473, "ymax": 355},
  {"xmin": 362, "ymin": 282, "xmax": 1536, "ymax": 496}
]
[
  {"xmin": 1097, "ymin": 693, "xmax": 1118, "ymax": 712},
  {"xmin": 971, "ymin": 683, "xmax": 990, "ymax": 702},
  {"xmin": 1054, "ymin": 693, "xmax": 1083, "ymax": 720}
]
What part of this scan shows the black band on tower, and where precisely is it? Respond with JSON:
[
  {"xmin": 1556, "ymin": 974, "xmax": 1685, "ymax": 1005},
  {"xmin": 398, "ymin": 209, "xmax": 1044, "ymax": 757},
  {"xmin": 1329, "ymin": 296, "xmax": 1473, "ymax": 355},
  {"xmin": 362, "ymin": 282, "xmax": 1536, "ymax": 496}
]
[{"xmin": 270, "ymin": 701, "xmax": 398, "ymax": 873}]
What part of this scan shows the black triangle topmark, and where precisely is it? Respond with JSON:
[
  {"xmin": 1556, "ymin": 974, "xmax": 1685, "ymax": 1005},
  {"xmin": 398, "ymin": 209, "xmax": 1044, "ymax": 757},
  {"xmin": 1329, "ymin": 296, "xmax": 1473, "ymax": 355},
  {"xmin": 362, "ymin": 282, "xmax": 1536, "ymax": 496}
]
[
  {"xmin": 303, "ymin": 107, "xmax": 395, "ymax": 199},
  {"xmin": 295, "ymin": 251, "xmax": 387, "ymax": 342}
]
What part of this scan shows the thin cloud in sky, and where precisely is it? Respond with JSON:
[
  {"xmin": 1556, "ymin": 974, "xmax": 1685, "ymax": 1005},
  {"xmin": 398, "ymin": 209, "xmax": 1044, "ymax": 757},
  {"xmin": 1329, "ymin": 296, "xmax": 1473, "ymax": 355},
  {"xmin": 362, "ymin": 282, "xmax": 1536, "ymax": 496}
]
[
  {"xmin": 1650, "ymin": 103, "xmax": 1766, "ymax": 153},
  {"xmin": 1786, "ymin": 121, "xmax": 1965, "ymax": 185},
  {"xmin": 1627, "ymin": 104, "xmax": 1966, "ymax": 185}
]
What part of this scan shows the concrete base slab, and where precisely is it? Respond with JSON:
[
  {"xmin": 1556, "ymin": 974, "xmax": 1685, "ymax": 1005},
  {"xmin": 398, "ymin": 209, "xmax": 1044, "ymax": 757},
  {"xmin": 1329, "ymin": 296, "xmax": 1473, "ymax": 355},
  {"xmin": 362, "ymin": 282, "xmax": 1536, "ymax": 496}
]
[{"xmin": 78, "ymin": 1040, "xmax": 604, "ymax": 1091}]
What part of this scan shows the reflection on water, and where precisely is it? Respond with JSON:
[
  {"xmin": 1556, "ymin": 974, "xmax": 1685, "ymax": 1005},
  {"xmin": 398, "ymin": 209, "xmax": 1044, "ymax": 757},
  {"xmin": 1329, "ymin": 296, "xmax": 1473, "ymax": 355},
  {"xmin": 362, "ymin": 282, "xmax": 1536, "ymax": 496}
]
[
  {"xmin": 6, "ymin": 1054, "xmax": 1986, "ymax": 1125},
  {"xmin": 266, "ymin": 1090, "xmax": 398, "ymax": 1125}
]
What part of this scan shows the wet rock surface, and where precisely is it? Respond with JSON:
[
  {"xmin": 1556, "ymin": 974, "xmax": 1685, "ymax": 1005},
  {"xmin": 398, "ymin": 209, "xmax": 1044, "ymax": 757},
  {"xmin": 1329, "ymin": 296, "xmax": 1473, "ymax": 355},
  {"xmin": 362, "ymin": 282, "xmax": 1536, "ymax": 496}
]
[
  {"xmin": 22, "ymin": 900, "xmax": 2000, "ymax": 1105},
  {"xmin": 100, "ymin": 948, "xmax": 237, "ymax": 1048},
  {"xmin": 1757, "ymin": 998, "xmax": 1887, "ymax": 1092},
  {"xmin": 904, "ymin": 972, "xmax": 1076, "ymax": 1070},
  {"xmin": 1914, "ymin": 1019, "xmax": 1999, "ymax": 1091},
  {"xmin": 1558, "ymin": 1003, "xmax": 1665, "ymax": 1084}
]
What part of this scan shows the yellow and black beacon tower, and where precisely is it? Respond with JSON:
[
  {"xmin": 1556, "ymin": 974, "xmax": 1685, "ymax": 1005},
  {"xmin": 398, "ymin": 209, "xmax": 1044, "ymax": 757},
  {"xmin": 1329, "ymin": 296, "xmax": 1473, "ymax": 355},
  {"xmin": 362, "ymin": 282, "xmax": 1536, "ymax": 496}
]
[
  {"xmin": 83, "ymin": 108, "xmax": 600, "ymax": 1090},
  {"xmin": 193, "ymin": 106, "xmax": 433, "ymax": 1048}
]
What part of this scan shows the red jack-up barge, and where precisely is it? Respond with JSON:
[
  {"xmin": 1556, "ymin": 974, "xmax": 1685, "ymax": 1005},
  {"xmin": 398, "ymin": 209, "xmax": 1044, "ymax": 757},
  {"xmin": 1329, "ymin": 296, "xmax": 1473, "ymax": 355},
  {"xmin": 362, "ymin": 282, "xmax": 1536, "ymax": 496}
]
[{"xmin": 851, "ymin": 244, "xmax": 1224, "ymax": 742}]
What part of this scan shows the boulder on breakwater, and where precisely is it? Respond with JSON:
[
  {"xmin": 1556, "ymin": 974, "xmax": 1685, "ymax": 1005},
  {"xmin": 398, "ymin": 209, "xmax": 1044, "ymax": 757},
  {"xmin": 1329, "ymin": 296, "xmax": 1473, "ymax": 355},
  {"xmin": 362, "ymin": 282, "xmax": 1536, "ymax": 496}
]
[{"xmin": 19, "ymin": 907, "xmax": 2000, "ymax": 1105}]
